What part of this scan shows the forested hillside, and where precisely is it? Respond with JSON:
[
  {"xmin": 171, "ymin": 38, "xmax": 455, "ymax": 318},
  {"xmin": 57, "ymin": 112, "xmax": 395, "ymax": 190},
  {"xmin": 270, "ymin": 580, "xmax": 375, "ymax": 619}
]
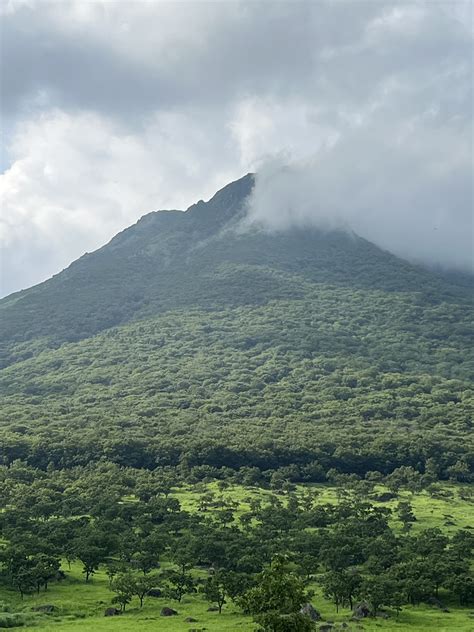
[{"xmin": 0, "ymin": 174, "xmax": 473, "ymax": 478}]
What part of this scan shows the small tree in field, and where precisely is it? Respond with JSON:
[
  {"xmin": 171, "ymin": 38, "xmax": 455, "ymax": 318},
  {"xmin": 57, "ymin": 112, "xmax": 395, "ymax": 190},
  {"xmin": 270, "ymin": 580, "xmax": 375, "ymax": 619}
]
[
  {"xmin": 31, "ymin": 553, "xmax": 60, "ymax": 592},
  {"xmin": 238, "ymin": 556, "xmax": 315, "ymax": 631},
  {"xmin": 397, "ymin": 501, "xmax": 416, "ymax": 532},
  {"xmin": 110, "ymin": 573, "xmax": 135, "ymax": 611},
  {"xmin": 359, "ymin": 575, "xmax": 402, "ymax": 617},
  {"xmin": 201, "ymin": 571, "xmax": 228, "ymax": 613},
  {"xmin": 12, "ymin": 568, "xmax": 36, "ymax": 600},
  {"xmin": 133, "ymin": 574, "xmax": 157, "ymax": 608},
  {"xmin": 165, "ymin": 569, "xmax": 196, "ymax": 602},
  {"xmin": 321, "ymin": 569, "xmax": 360, "ymax": 612}
]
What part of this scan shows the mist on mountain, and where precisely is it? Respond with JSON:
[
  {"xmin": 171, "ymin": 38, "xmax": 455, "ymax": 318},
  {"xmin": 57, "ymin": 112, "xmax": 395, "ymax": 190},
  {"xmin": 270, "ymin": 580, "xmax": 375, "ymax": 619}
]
[{"xmin": 244, "ymin": 124, "xmax": 472, "ymax": 273}]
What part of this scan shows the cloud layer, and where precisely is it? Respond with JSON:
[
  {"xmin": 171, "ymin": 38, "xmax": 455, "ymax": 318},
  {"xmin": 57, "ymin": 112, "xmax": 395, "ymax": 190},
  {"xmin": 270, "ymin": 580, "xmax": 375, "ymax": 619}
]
[
  {"xmin": 1, "ymin": 0, "xmax": 472, "ymax": 295},
  {"xmin": 247, "ymin": 110, "xmax": 472, "ymax": 271}
]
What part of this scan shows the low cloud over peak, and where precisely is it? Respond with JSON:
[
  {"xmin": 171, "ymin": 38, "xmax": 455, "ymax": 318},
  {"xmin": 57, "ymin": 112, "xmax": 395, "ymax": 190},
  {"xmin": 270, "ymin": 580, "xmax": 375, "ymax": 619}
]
[{"xmin": 246, "ymin": 113, "xmax": 472, "ymax": 272}]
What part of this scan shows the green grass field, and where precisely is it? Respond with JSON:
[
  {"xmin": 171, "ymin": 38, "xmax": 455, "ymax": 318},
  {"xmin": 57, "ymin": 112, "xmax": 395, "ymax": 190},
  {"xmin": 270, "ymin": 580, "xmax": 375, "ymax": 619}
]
[
  {"xmin": 1, "ymin": 483, "xmax": 473, "ymax": 631},
  {"xmin": 5, "ymin": 562, "xmax": 474, "ymax": 632},
  {"xmin": 173, "ymin": 482, "xmax": 473, "ymax": 534}
]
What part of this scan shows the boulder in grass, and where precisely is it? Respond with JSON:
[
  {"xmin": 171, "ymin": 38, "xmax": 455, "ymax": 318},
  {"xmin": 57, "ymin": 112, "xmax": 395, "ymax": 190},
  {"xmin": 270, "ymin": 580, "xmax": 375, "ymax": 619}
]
[
  {"xmin": 32, "ymin": 605, "xmax": 55, "ymax": 613},
  {"xmin": 161, "ymin": 607, "xmax": 178, "ymax": 616},
  {"xmin": 352, "ymin": 601, "xmax": 371, "ymax": 618},
  {"xmin": 104, "ymin": 607, "xmax": 121, "ymax": 617},
  {"xmin": 147, "ymin": 588, "xmax": 162, "ymax": 598},
  {"xmin": 373, "ymin": 492, "xmax": 397, "ymax": 502},
  {"xmin": 300, "ymin": 603, "xmax": 322, "ymax": 621}
]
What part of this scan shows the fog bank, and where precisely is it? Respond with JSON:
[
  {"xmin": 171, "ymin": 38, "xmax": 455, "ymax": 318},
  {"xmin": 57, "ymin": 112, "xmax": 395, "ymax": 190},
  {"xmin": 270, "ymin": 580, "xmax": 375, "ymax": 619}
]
[{"xmin": 246, "ymin": 122, "xmax": 472, "ymax": 272}]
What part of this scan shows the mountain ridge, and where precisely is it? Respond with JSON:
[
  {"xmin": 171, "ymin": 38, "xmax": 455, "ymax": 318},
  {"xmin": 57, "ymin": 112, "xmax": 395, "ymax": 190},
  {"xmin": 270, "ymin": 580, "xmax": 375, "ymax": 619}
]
[{"xmin": 0, "ymin": 173, "xmax": 472, "ymax": 370}]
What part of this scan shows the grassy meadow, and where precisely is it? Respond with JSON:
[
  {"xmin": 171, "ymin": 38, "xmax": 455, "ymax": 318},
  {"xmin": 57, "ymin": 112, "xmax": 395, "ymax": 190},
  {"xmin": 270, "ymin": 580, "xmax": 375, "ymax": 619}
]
[
  {"xmin": 1, "ymin": 483, "xmax": 473, "ymax": 631},
  {"xmin": 173, "ymin": 482, "xmax": 473, "ymax": 535}
]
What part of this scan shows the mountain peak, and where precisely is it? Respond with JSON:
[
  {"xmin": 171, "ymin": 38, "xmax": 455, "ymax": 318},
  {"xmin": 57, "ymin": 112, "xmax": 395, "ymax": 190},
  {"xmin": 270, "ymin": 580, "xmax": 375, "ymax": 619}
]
[
  {"xmin": 186, "ymin": 172, "xmax": 255, "ymax": 226},
  {"xmin": 188, "ymin": 172, "xmax": 254, "ymax": 210}
]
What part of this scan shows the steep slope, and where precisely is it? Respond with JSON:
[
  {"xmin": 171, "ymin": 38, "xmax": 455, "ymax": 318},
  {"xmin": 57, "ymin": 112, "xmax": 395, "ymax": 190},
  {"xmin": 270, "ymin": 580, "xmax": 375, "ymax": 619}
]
[
  {"xmin": 0, "ymin": 174, "xmax": 470, "ymax": 367},
  {"xmin": 0, "ymin": 174, "xmax": 254, "ymax": 363},
  {"xmin": 0, "ymin": 174, "xmax": 472, "ymax": 478}
]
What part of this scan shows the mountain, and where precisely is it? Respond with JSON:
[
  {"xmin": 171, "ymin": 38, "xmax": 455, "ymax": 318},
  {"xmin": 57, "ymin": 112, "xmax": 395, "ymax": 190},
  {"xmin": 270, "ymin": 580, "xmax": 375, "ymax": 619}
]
[
  {"xmin": 0, "ymin": 174, "xmax": 469, "ymax": 364},
  {"xmin": 0, "ymin": 174, "xmax": 472, "ymax": 478}
]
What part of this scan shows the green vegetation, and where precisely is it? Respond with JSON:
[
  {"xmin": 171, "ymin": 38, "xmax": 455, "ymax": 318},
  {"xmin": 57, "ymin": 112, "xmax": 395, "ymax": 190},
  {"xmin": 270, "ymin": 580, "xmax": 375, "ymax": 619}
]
[
  {"xmin": 0, "ymin": 474, "xmax": 473, "ymax": 630},
  {"xmin": 1, "ymin": 294, "xmax": 473, "ymax": 477},
  {"xmin": 0, "ymin": 175, "xmax": 472, "ymax": 629}
]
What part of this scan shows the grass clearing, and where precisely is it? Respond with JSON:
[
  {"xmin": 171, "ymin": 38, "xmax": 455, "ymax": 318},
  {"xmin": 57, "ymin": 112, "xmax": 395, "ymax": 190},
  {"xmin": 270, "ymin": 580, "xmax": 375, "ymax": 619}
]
[{"xmin": 1, "ymin": 483, "xmax": 473, "ymax": 630}]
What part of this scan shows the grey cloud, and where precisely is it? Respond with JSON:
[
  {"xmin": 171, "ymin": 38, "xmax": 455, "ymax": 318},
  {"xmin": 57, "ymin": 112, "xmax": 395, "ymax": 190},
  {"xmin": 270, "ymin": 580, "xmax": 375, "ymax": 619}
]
[
  {"xmin": 1, "ymin": 14, "xmax": 173, "ymax": 122},
  {"xmin": 4, "ymin": 1, "xmax": 467, "ymax": 122},
  {"xmin": 246, "ymin": 115, "xmax": 473, "ymax": 272},
  {"xmin": 0, "ymin": 0, "xmax": 472, "ymax": 295}
]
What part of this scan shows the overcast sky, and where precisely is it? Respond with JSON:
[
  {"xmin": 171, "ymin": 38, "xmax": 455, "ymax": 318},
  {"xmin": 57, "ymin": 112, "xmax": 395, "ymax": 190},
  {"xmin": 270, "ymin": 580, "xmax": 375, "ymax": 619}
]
[{"xmin": 0, "ymin": 0, "xmax": 472, "ymax": 297}]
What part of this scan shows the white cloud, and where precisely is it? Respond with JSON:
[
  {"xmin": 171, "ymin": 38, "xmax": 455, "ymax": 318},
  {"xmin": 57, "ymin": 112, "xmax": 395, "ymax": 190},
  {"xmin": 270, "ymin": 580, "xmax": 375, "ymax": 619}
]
[
  {"xmin": 0, "ymin": 109, "xmax": 242, "ymax": 295},
  {"xmin": 229, "ymin": 98, "xmax": 339, "ymax": 167},
  {"xmin": 246, "ymin": 113, "xmax": 473, "ymax": 271}
]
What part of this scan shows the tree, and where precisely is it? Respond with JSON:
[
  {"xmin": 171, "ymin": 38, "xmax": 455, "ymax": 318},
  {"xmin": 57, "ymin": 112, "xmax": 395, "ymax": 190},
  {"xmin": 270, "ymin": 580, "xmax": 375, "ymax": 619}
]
[
  {"xmin": 269, "ymin": 471, "xmax": 288, "ymax": 492},
  {"xmin": 133, "ymin": 536, "xmax": 163, "ymax": 575},
  {"xmin": 165, "ymin": 569, "xmax": 196, "ymax": 602},
  {"xmin": 63, "ymin": 540, "xmax": 77, "ymax": 571},
  {"xmin": 198, "ymin": 491, "xmax": 216, "ymax": 512},
  {"xmin": 386, "ymin": 467, "xmax": 422, "ymax": 493},
  {"xmin": 422, "ymin": 457, "xmax": 439, "ymax": 483},
  {"xmin": 201, "ymin": 571, "xmax": 228, "ymax": 613},
  {"xmin": 397, "ymin": 501, "xmax": 416, "ymax": 532},
  {"xmin": 238, "ymin": 556, "xmax": 315, "ymax": 631},
  {"xmin": 358, "ymin": 575, "xmax": 401, "ymax": 616},
  {"xmin": 239, "ymin": 512, "xmax": 253, "ymax": 531},
  {"xmin": 297, "ymin": 554, "xmax": 319, "ymax": 581},
  {"xmin": 448, "ymin": 573, "xmax": 474, "ymax": 606},
  {"xmin": 414, "ymin": 528, "xmax": 448, "ymax": 557},
  {"xmin": 214, "ymin": 508, "xmax": 235, "ymax": 527},
  {"xmin": 169, "ymin": 536, "xmax": 197, "ymax": 574},
  {"xmin": 446, "ymin": 459, "xmax": 470, "ymax": 482},
  {"xmin": 117, "ymin": 531, "xmax": 139, "ymax": 563},
  {"xmin": 12, "ymin": 567, "xmax": 36, "ymax": 600},
  {"xmin": 391, "ymin": 560, "xmax": 435, "ymax": 605},
  {"xmin": 425, "ymin": 557, "xmax": 453, "ymax": 598},
  {"xmin": 110, "ymin": 573, "xmax": 135, "ymax": 611},
  {"xmin": 72, "ymin": 525, "xmax": 112, "ymax": 582},
  {"xmin": 219, "ymin": 570, "xmax": 253, "ymax": 602},
  {"xmin": 451, "ymin": 530, "xmax": 474, "ymax": 561},
  {"xmin": 74, "ymin": 542, "xmax": 106, "ymax": 582},
  {"xmin": 132, "ymin": 574, "xmax": 157, "ymax": 608},
  {"xmin": 320, "ymin": 569, "xmax": 360, "ymax": 612},
  {"xmin": 31, "ymin": 553, "xmax": 60, "ymax": 592},
  {"xmin": 105, "ymin": 562, "xmax": 124, "ymax": 587},
  {"xmin": 321, "ymin": 571, "xmax": 344, "ymax": 613}
]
